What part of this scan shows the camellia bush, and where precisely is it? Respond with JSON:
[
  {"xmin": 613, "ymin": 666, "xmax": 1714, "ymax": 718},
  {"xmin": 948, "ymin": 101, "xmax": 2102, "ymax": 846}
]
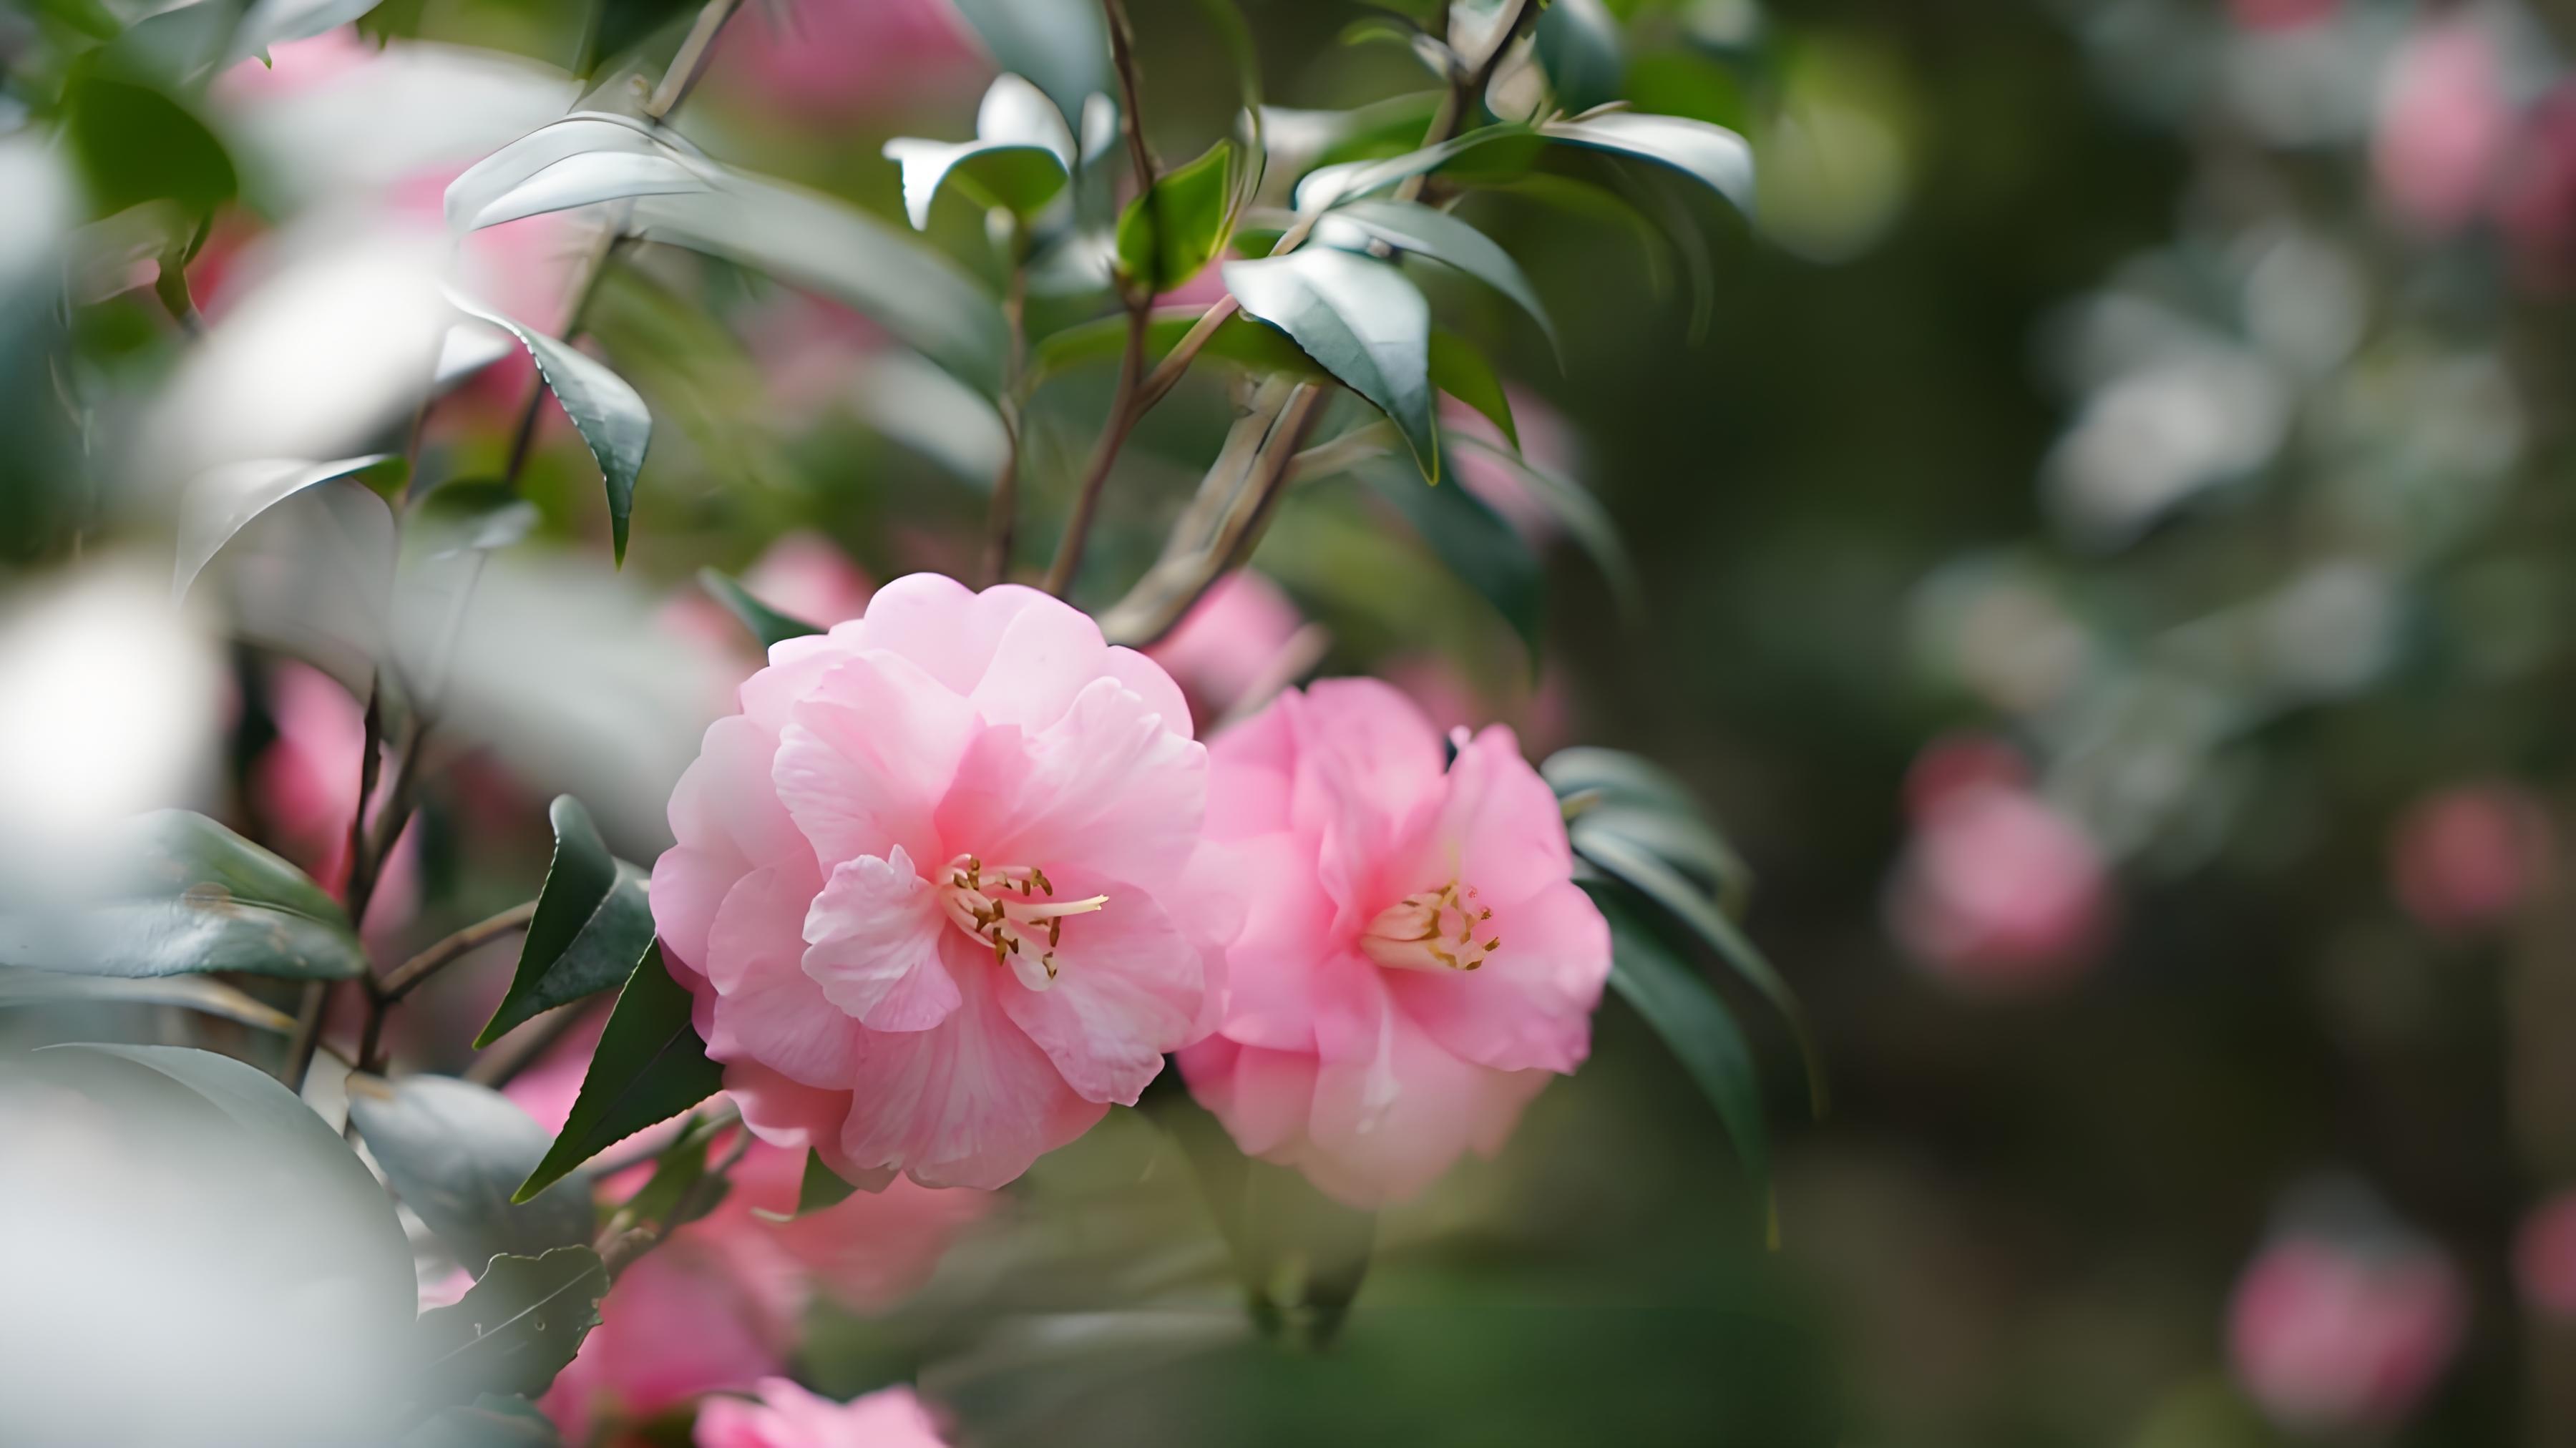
[{"xmin": 0, "ymin": 0, "xmax": 1810, "ymax": 1442}]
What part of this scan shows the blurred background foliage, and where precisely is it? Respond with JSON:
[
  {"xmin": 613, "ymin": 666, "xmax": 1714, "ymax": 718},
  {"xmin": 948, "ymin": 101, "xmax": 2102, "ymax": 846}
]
[{"xmin": 9, "ymin": 0, "xmax": 2576, "ymax": 1442}]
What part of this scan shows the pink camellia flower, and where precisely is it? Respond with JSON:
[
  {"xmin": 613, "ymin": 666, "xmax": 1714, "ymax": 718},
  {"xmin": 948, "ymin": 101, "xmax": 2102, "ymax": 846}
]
[
  {"xmin": 1886, "ymin": 768, "xmax": 2107, "ymax": 990},
  {"xmin": 2373, "ymin": 17, "xmax": 2514, "ymax": 235},
  {"xmin": 1177, "ymin": 679, "xmax": 1611, "ymax": 1208},
  {"xmin": 1143, "ymin": 570, "xmax": 1314, "ymax": 730},
  {"xmin": 653, "ymin": 573, "xmax": 1232, "ymax": 1190},
  {"xmin": 2389, "ymin": 781, "xmax": 2552, "ymax": 936},
  {"xmin": 2517, "ymin": 1190, "xmax": 2576, "ymax": 1319},
  {"xmin": 696, "ymin": 1380, "xmax": 950, "ymax": 1448},
  {"xmin": 250, "ymin": 660, "xmax": 419, "ymax": 929},
  {"xmin": 2228, "ymin": 1227, "xmax": 2467, "ymax": 1432}
]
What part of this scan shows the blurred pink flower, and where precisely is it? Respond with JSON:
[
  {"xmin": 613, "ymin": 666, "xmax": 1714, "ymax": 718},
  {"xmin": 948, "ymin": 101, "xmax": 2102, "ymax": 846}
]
[
  {"xmin": 1179, "ymin": 680, "xmax": 1610, "ymax": 1207},
  {"xmin": 711, "ymin": 0, "xmax": 979, "ymax": 121},
  {"xmin": 653, "ymin": 574, "xmax": 1231, "ymax": 1189},
  {"xmin": 1383, "ymin": 655, "xmax": 1574, "ymax": 759},
  {"xmin": 2494, "ymin": 85, "xmax": 2576, "ymax": 290},
  {"xmin": 2227, "ymin": 0, "xmax": 2339, "ymax": 31},
  {"xmin": 2373, "ymin": 17, "xmax": 2514, "ymax": 235},
  {"xmin": 1886, "ymin": 772, "xmax": 2107, "ymax": 990},
  {"xmin": 250, "ymin": 661, "xmax": 419, "ymax": 929},
  {"xmin": 2517, "ymin": 1190, "xmax": 2576, "ymax": 1319},
  {"xmin": 1144, "ymin": 569, "xmax": 1311, "ymax": 730},
  {"xmin": 1443, "ymin": 389, "xmax": 1579, "ymax": 546},
  {"xmin": 696, "ymin": 1379, "xmax": 950, "ymax": 1448},
  {"xmin": 2389, "ymin": 781, "xmax": 2552, "ymax": 936},
  {"xmin": 1901, "ymin": 731, "xmax": 2031, "ymax": 823},
  {"xmin": 2229, "ymin": 1231, "xmax": 2466, "ymax": 1432},
  {"xmin": 542, "ymin": 1233, "xmax": 799, "ymax": 1444}
]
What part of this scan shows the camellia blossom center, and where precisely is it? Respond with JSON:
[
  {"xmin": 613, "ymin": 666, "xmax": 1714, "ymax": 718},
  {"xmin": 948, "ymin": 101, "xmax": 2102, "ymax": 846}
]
[
  {"xmin": 1361, "ymin": 877, "xmax": 1499, "ymax": 972},
  {"xmin": 939, "ymin": 853, "xmax": 1107, "ymax": 992}
]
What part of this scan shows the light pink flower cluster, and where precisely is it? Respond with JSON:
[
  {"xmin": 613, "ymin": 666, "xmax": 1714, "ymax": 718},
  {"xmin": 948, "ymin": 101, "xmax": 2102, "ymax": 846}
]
[
  {"xmin": 653, "ymin": 575, "xmax": 1234, "ymax": 1189},
  {"xmin": 696, "ymin": 1380, "xmax": 949, "ymax": 1448},
  {"xmin": 1179, "ymin": 679, "xmax": 1611, "ymax": 1206}
]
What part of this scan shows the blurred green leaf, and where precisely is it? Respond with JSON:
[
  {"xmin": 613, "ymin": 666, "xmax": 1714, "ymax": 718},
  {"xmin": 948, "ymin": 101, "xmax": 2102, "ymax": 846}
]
[
  {"xmin": 1544, "ymin": 747, "xmax": 1753, "ymax": 907},
  {"xmin": 230, "ymin": 0, "xmax": 391, "ymax": 62},
  {"xmin": 0, "ymin": 966, "xmax": 299, "ymax": 1032},
  {"xmin": 1573, "ymin": 822, "xmax": 1824, "ymax": 1116},
  {"xmin": 1448, "ymin": 431, "xmax": 1650, "ymax": 623},
  {"xmin": 582, "ymin": 0, "xmax": 694, "ymax": 76},
  {"xmin": 1426, "ymin": 330, "xmax": 1516, "ymax": 448},
  {"xmin": 415, "ymin": 1246, "xmax": 609, "ymax": 1405},
  {"xmin": 1294, "ymin": 124, "xmax": 1544, "ymax": 211},
  {"xmin": 948, "ymin": 0, "xmax": 1110, "ymax": 125},
  {"xmin": 1031, "ymin": 305, "xmax": 1324, "ymax": 384},
  {"xmin": 1533, "ymin": 0, "xmax": 1627, "ymax": 114},
  {"xmin": 449, "ymin": 293, "xmax": 651, "ymax": 564},
  {"xmin": 886, "ymin": 75, "xmax": 1074, "ymax": 229},
  {"xmin": 1541, "ymin": 112, "xmax": 1755, "ymax": 215},
  {"xmin": 173, "ymin": 454, "xmax": 403, "ymax": 605},
  {"xmin": 615, "ymin": 1113, "xmax": 730, "ymax": 1232},
  {"xmin": 516, "ymin": 943, "xmax": 721, "ymax": 1202},
  {"xmin": 444, "ymin": 114, "xmax": 708, "ymax": 232},
  {"xmin": 478, "ymin": 797, "xmax": 653, "ymax": 1047},
  {"xmin": 346, "ymin": 1075, "xmax": 595, "ymax": 1276},
  {"xmin": 1583, "ymin": 876, "xmax": 1769, "ymax": 1191},
  {"xmin": 62, "ymin": 75, "xmax": 236, "ymax": 222},
  {"xmin": 410, "ymin": 479, "xmax": 540, "ymax": 561},
  {"xmin": 1227, "ymin": 250, "xmax": 1437, "ymax": 479},
  {"xmin": 403, "ymin": 1394, "xmax": 561, "ymax": 1448},
  {"xmin": 1117, "ymin": 141, "xmax": 1235, "ymax": 294},
  {"xmin": 1317, "ymin": 197, "xmax": 1558, "ymax": 354},
  {"xmin": 0, "ymin": 811, "xmax": 366, "ymax": 981},
  {"xmin": 697, "ymin": 568, "xmax": 824, "ymax": 652},
  {"xmin": 1362, "ymin": 454, "xmax": 1543, "ymax": 657}
]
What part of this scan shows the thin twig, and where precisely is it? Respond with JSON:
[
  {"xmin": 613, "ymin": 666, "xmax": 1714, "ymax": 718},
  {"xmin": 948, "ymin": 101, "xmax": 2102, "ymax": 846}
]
[
  {"xmin": 1042, "ymin": 300, "xmax": 1150, "ymax": 596},
  {"xmin": 379, "ymin": 899, "xmax": 540, "ymax": 1002},
  {"xmin": 1099, "ymin": 385, "xmax": 1324, "ymax": 647},
  {"xmin": 645, "ymin": 0, "xmax": 744, "ymax": 122},
  {"xmin": 982, "ymin": 239, "xmax": 1031, "ymax": 586}
]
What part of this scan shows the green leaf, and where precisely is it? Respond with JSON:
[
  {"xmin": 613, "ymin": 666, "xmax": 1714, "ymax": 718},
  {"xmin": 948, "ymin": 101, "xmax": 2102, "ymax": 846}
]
[
  {"xmin": 1541, "ymin": 112, "xmax": 1755, "ymax": 215},
  {"xmin": 1226, "ymin": 250, "xmax": 1437, "ymax": 479},
  {"xmin": 696, "ymin": 568, "xmax": 824, "ymax": 653},
  {"xmin": 1571, "ymin": 822, "xmax": 1823, "ymax": 1115},
  {"xmin": 581, "ymin": 0, "xmax": 694, "ymax": 74},
  {"xmin": 1426, "ymin": 331, "xmax": 1517, "ymax": 449},
  {"xmin": 448, "ymin": 292, "xmax": 651, "ymax": 564},
  {"xmin": 1116, "ymin": 141, "xmax": 1235, "ymax": 294},
  {"xmin": 173, "ymin": 454, "xmax": 403, "ymax": 604},
  {"xmin": 0, "ymin": 965, "xmax": 299, "ymax": 1032},
  {"xmin": 516, "ymin": 944, "xmax": 722, "ymax": 1203},
  {"xmin": 1448, "ymin": 432, "xmax": 1650, "ymax": 623},
  {"xmin": 1030, "ymin": 305, "xmax": 1324, "ymax": 384},
  {"xmin": 947, "ymin": 0, "xmax": 1111, "ymax": 126},
  {"xmin": 798, "ymin": 1149, "xmax": 859, "ymax": 1214},
  {"xmin": 1546, "ymin": 746, "xmax": 1754, "ymax": 912},
  {"xmin": 884, "ymin": 74, "xmax": 1074, "ymax": 229},
  {"xmin": 409, "ymin": 479, "xmax": 540, "ymax": 561},
  {"xmin": 1293, "ymin": 124, "xmax": 1546, "ymax": 212},
  {"xmin": 346, "ymin": 1075, "xmax": 595, "ymax": 1276},
  {"xmin": 477, "ymin": 797, "xmax": 655, "ymax": 1047},
  {"xmin": 615, "ymin": 1114, "xmax": 730, "ymax": 1232},
  {"xmin": 1533, "ymin": 0, "xmax": 1627, "ymax": 114},
  {"xmin": 231, "ymin": 0, "xmax": 396, "ymax": 63},
  {"xmin": 444, "ymin": 114, "xmax": 709, "ymax": 232},
  {"xmin": 1362, "ymin": 454, "xmax": 1543, "ymax": 658},
  {"xmin": 62, "ymin": 76, "xmax": 236, "ymax": 222},
  {"xmin": 1316, "ymin": 198, "xmax": 1558, "ymax": 355},
  {"xmin": 415, "ymin": 1246, "xmax": 610, "ymax": 1406},
  {"xmin": 403, "ymin": 1394, "xmax": 562, "ymax": 1448},
  {"xmin": 629, "ymin": 171, "xmax": 1008, "ymax": 395},
  {"xmin": 0, "ymin": 811, "xmax": 366, "ymax": 981},
  {"xmin": 1582, "ymin": 877, "xmax": 1768, "ymax": 1189}
]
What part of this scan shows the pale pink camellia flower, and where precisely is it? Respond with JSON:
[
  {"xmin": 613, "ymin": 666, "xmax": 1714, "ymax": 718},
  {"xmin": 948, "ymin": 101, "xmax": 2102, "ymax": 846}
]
[
  {"xmin": 696, "ymin": 1379, "xmax": 951, "ymax": 1448},
  {"xmin": 711, "ymin": 0, "xmax": 978, "ymax": 122},
  {"xmin": 653, "ymin": 573, "xmax": 1234, "ymax": 1190},
  {"xmin": 2388, "ymin": 781, "xmax": 2553, "ymax": 936},
  {"xmin": 1143, "ymin": 569, "xmax": 1312, "ymax": 730},
  {"xmin": 1886, "ymin": 760, "xmax": 2107, "ymax": 992},
  {"xmin": 250, "ymin": 660, "xmax": 420, "ymax": 928},
  {"xmin": 2228, "ymin": 1231, "xmax": 2467, "ymax": 1432},
  {"xmin": 2373, "ymin": 16, "xmax": 2514, "ymax": 235},
  {"xmin": 2516, "ymin": 1190, "xmax": 2576, "ymax": 1319},
  {"xmin": 1177, "ymin": 679, "xmax": 1611, "ymax": 1208}
]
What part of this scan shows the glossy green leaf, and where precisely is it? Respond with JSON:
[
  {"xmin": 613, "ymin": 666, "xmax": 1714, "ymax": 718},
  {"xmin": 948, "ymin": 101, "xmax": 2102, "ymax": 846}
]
[
  {"xmin": 444, "ymin": 114, "xmax": 708, "ymax": 232},
  {"xmin": 516, "ymin": 944, "xmax": 722, "ymax": 1202},
  {"xmin": 1533, "ymin": 0, "xmax": 1628, "ymax": 114},
  {"xmin": 884, "ymin": 74, "xmax": 1074, "ymax": 228},
  {"xmin": 697, "ymin": 568, "xmax": 824, "ymax": 653},
  {"xmin": 449, "ymin": 293, "xmax": 650, "ymax": 564},
  {"xmin": 1294, "ymin": 124, "xmax": 1546, "ymax": 212},
  {"xmin": 62, "ymin": 76, "xmax": 236, "ymax": 221},
  {"xmin": 1226, "ymin": 250, "xmax": 1437, "ymax": 479},
  {"xmin": 0, "ymin": 966, "xmax": 301, "ymax": 1032},
  {"xmin": 1572, "ymin": 822, "xmax": 1823, "ymax": 1115},
  {"xmin": 347, "ymin": 1075, "xmax": 595, "ymax": 1276},
  {"xmin": 1448, "ymin": 432, "xmax": 1649, "ymax": 623},
  {"xmin": 1317, "ymin": 197, "xmax": 1558, "ymax": 353},
  {"xmin": 1426, "ymin": 331, "xmax": 1517, "ymax": 449},
  {"xmin": 173, "ymin": 454, "xmax": 403, "ymax": 605},
  {"xmin": 1541, "ymin": 112, "xmax": 1755, "ymax": 214},
  {"xmin": 1117, "ymin": 140, "xmax": 1235, "ymax": 293},
  {"xmin": 477, "ymin": 798, "xmax": 652, "ymax": 1047},
  {"xmin": 0, "ymin": 811, "xmax": 365, "ymax": 981},
  {"xmin": 948, "ymin": 0, "xmax": 1109, "ymax": 125},
  {"xmin": 630, "ymin": 172, "xmax": 1007, "ymax": 395},
  {"xmin": 1583, "ymin": 877, "xmax": 1768, "ymax": 1189},
  {"xmin": 1362, "ymin": 454, "xmax": 1541, "ymax": 656},
  {"xmin": 403, "ymin": 1394, "xmax": 562, "ymax": 1448},
  {"xmin": 1030, "ymin": 305, "xmax": 1324, "ymax": 384},
  {"xmin": 415, "ymin": 1246, "xmax": 610, "ymax": 1406}
]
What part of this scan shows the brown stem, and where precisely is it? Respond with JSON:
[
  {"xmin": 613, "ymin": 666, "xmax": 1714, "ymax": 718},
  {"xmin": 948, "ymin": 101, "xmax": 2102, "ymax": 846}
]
[
  {"xmin": 1098, "ymin": 385, "xmax": 1324, "ymax": 647},
  {"xmin": 1042, "ymin": 298, "xmax": 1151, "ymax": 597},
  {"xmin": 982, "ymin": 244, "xmax": 1030, "ymax": 586},
  {"xmin": 644, "ymin": 0, "xmax": 744, "ymax": 122},
  {"xmin": 1101, "ymin": 0, "xmax": 1158, "ymax": 211},
  {"xmin": 379, "ymin": 900, "xmax": 540, "ymax": 1002}
]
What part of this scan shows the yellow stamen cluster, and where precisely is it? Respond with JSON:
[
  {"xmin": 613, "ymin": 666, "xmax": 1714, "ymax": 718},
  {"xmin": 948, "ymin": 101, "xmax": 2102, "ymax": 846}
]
[
  {"xmin": 940, "ymin": 853, "xmax": 1106, "ymax": 987},
  {"xmin": 1360, "ymin": 879, "xmax": 1500, "ymax": 973}
]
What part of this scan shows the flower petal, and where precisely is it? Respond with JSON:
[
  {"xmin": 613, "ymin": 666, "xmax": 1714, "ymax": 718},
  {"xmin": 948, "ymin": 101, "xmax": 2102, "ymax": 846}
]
[
  {"xmin": 940, "ymin": 677, "xmax": 1205, "ymax": 889},
  {"xmin": 774, "ymin": 650, "xmax": 974, "ymax": 871},
  {"xmin": 803, "ymin": 847, "xmax": 960, "ymax": 1032},
  {"xmin": 704, "ymin": 864, "xmax": 864, "ymax": 1087},
  {"xmin": 995, "ymin": 869, "xmax": 1203, "ymax": 1104},
  {"xmin": 967, "ymin": 596, "xmax": 1108, "ymax": 730},
  {"xmin": 1382, "ymin": 878, "xmax": 1607, "ymax": 1073}
]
